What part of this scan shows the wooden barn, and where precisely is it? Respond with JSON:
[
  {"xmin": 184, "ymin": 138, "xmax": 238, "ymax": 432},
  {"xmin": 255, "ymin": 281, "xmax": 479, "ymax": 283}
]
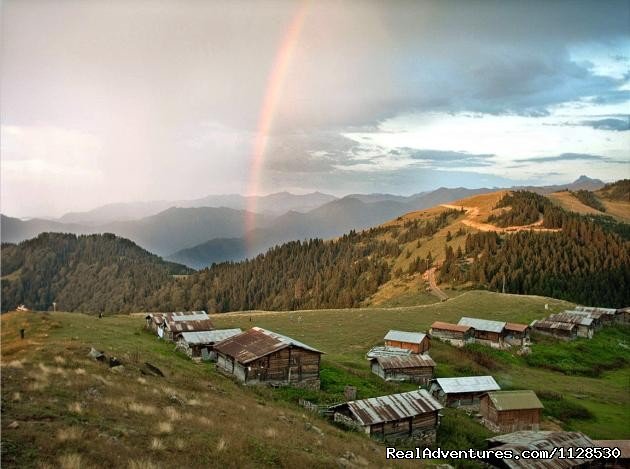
[
  {"xmin": 573, "ymin": 306, "xmax": 623, "ymax": 326},
  {"xmin": 383, "ymin": 330, "xmax": 431, "ymax": 354},
  {"xmin": 429, "ymin": 376, "xmax": 500, "ymax": 409},
  {"xmin": 458, "ymin": 317, "xmax": 506, "ymax": 348},
  {"xmin": 617, "ymin": 307, "xmax": 630, "ymax": 324},
  {"xmin": 531, "ymin": 319, "xmax": 578, "ymax": 340},
  {"xmin": 145, "ymin": 311, "xmax": 214, "ymax": 341},
  {"xmin": 503, "ymin": 323, "xmax": 531, "ymax": 347},
  {"xmin": 429, "ymin": 321, "xmax": 475, "ymax": 347},
  {"xmin": 214, "ymin": 327, "xmax": 323, "ymax": 389},
  {"xmin": 546, "ymin": 312, "xmax": 597, "ymax": 338},
  {"xmin": 485, "ymin": 431, "xmax": 599, "ymax": 469},
  {"xmin": 175, "ymin": 328, "xmax": 242, "ymax": 360},
  {"xmin": 331, "ymin": 389, "xmax": 442, "ymax": 445},
  {"xmin": 480, "ymin": 390, "xmax": 543, "ymax": 433},
  {"xmin": 370, "ymin": 354, "xmax": 436, "ymax": 384}
]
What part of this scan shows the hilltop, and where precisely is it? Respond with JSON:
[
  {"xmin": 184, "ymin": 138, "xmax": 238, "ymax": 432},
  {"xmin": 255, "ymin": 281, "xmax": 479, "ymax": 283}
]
[
  {"xmin": 1, "ymin": 233, "xmax": 191, "ymax": 313},
  {"xmin": 3, "ymin": 187, "xmax": 629, "ymax": 314}
]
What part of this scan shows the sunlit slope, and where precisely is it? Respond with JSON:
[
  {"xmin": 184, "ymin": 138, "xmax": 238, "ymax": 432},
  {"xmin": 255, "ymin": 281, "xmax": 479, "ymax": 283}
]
[{"xmin": 1, "ymin": 311, "xmax": 402, "ymax": 469}]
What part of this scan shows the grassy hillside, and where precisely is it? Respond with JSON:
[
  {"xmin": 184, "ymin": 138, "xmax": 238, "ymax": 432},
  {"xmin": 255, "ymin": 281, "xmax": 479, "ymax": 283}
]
[
  {"xmin": 1, "ymin": 312, "xmax": 411, "ymax": 469},
  {"xmin": 3, "ymin": 291, "xmax": 628, "ymax": 468},
  {"xmin": 211, "ymin": 291, "xmax": 630, "ymax": 439}
]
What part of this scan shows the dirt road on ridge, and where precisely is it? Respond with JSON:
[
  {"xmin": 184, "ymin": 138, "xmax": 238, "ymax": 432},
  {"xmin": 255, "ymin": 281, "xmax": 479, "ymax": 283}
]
[{"xmin": 441, "ymin": 204, "xmax": 561, "ymax": 233}]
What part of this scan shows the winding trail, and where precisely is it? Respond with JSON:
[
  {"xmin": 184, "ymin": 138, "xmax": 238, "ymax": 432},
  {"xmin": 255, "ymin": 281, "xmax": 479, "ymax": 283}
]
[
  {"xmin": 441, "ymin": 204, "xmax": 561, "ymax": 233},
  {"xmin": 425, "ymin": 267, "xmax": 448, "ymax": 301}
]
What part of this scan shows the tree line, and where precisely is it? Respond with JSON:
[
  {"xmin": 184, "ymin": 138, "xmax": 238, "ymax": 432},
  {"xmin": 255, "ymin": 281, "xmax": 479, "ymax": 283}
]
[{"xmin": 439, "ymin": 192, "xmax": 630, "ymax": 307}]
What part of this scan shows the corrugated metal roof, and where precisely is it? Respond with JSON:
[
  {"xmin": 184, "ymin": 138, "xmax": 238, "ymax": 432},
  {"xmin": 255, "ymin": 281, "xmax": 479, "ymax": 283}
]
[
  {"xmin": 505, "ymin": 322, "xmax": 529, "ymax": 333},
  {"xmin": 147, "ymin": 311, "xmax": 208, "ymax": 324},
  {"xmin": 345, "ymin": 389, "xmax": 442, "ymax": 426},
  {"xmin": 384, "ymin": 330, "xmax": 427, "ymax": 344},
  {"xmin": 257, "ymin": 328, "xmax": 322, "ymax": 354},
  {"xmin": 172, "ymin": 312, "xmax": 209, "ymax": 322},
  {"xmin": 213, "ymin": 327, "xmax": 322, "ymax": 364},
  {"xmin": 486, "ymin": 390, "xmax": 543, "ymax": 411},
  {"xmin": 487, "ymin": 431, "xmax": 596, "ymax": 469},
  {"xmin": 366, "ymin": 346, "xmax": 412, "ymax": 359},
  {"xmin": 575, "ymin": 306, "xmax": 617, "ymax": 315},
  {"xmin": 430, "ymin": 321, "xmax": 473, "ymax": 333},
  {"xmin": 373, "ymin": 354, "xmax": 435, "ymax": 370},
  {"xmin": 531, "ymin": 320, "xmax": 577, "ymax": 331},
  {"xmin": 565, "ymin": 309, "xmax": 606, "ymax": 320},
  {"xmin": 458, "ymin": 317, "xmax": 506, "ymax": 333},
  {"xmin": 164, "ymin": 318, "xmax": 215, "ymax": 333},
  {"xmin": 178, "ymin": 329, "xmax": 242, "ymax": 345},
  {"xmin": 435, "ymin": 376, "xmax": 500, "ymax": 394},
  {"xmin": 547, "ymin": 312, "xmax": 594, "ymax": 326}
]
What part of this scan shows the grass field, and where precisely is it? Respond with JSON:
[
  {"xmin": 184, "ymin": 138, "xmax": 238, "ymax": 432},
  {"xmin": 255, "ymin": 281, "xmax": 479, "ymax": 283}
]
[
  {"xmin": 211, "ymin": 291, "xmax": 630, "ymax": 439},
  {"xmin": 2, "ymin": 290, "xmax": 629, "ymax": 468}
]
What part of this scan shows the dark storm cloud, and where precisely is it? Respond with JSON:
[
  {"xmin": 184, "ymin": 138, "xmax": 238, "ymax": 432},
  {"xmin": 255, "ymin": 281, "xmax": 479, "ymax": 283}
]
[
  {"xmin": 405, "ymin": 150, "xmax": 495, "ymax": 168},
  {"xmin": 579, "ymin": 118, "xmax": 629, "ymax": 131}
]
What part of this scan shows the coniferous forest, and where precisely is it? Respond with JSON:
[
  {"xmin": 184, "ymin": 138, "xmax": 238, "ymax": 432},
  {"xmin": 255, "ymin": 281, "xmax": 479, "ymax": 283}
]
[
  {"xmin": 439, "ymin": 192, "xmax": 630, "ymax": 307},
  {"xmin": 2, "ymin": 190, "xmax": 629, "ymax": 313}
]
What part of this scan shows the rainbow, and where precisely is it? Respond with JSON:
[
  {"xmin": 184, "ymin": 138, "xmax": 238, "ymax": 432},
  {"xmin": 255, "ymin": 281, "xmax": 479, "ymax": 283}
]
[{"xmin": 245, "ymin": 2, "xmax": 309, "ymax": 252}]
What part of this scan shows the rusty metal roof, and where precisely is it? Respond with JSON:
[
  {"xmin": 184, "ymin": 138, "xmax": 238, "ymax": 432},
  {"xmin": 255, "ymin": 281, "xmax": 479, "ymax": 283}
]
[
  {"xmin": 505, "ymin": 322, "xmax": 529, "ymax": 333},
  {"xmin": 344, "ymin": 389, "xmax": 442, "ymax": 426},
  {"xmin": 458, "ymin": 317, "xmax": 506, "ymax": 333},
  {"xmin": 164, "ymin": 318, "xmax": 215, "ymax": 333},
  {"xmin": 430, "ymin": 321, "xmax": 473, "ymax": 333},
  {"xmin": 531, "ymin": 320, "xmax": 577, "ymax": 331},
  {"xmin": 213, "ymin": 327, "xmax": 322, "ymax": 364},
  {"xmin": 592, "ymin": 440, "xmax": 630, "ymax": 459},
  {"xmin": 384, "ymin": 330, "xmax": 427, "ymax": 344},
  {"xmin": 434, "ymin": 376, "xmax": 500, "ymax": 394},
  {"xmin": 547, "ymin": 312, "xmax": 594, "ymax": 326},
  {"xmin": 486, "ymin": 390, "xmax": 543, "ymax": 411},
  {"xmin": 178, "ymin": 329, "xmax": 242, "ymax": 345},
  {"xmin": 487, "ymin": 431, "xmax": 596, "ymax": 469},
  {"xmin": 372, "ymin": 354, "xmax": 435, "ymax": 370}
]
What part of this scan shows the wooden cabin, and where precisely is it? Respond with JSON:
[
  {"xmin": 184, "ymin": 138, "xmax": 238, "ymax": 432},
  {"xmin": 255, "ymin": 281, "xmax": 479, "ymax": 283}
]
[
  {"xmin": 458, "ymin": 317, "xmax": 506, "ymax": 348},
  {"xmin": 175, "ymin": 329, "xmax": 242, "ymax": 360},
  {"xmin": 332, "ymin": 389, "xmax": 442, "ymax": 445},
  {"xmin": 383, "ymin": 330, "xmax": 431, "ymax": 354},
  {"xmin": 547, "ymin": 312, "xmax": 596, "ymax": 338},
  {"xmin": 504, "ymin": 323, "xmax": 531, "ymax": 347},
  {"xmin": 480, "ymin": 390, "xmax": 543, "ymax": 433},
  {"xmin": 574, "ymin": 306, "xmax": 622, "ymax": 326},
  {"xmin": 214, "ymin": 327, "xmax": 323, "ymax": 389},
  {"xmin": 370, "ymin": 354, "xmax": 435, "ymax": 384},
  {"xmin": 617, "ymin": 307, "xmax": 630, "ymax": 324},
  {"xmin": 531, "ymin": 319, "xmax": 578, "ymax": 340},
  {"xmin": 145, "ymin": 311, "xmax": 214, "ymax": 341},
  {"xmin": 429, "ymin": 376, "xmax": 500, "ymax": 409},
  {"xmin": 429, "ymin": 321, "xmax": 475, "ymax": 347},
  {"xmin": 486, "ymin": 431, "xmax": 598, "ymax": 469},
  {"xmin": 566, "ymin": 309, "xmax": 606, "ymax": 329}
]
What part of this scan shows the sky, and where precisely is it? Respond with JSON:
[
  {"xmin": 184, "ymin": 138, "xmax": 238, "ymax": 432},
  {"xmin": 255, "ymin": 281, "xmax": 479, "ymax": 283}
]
[{"xmin": 1, "ymin": 0, "xmax": 629, "ymax": 218}]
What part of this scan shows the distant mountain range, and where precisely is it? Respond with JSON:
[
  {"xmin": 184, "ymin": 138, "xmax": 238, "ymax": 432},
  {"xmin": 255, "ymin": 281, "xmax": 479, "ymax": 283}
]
[
  {"xmin": 57, "ymin": 191, "xmax": 338, "ymax": 225},
  {"xmin": 1, "ymin": 176, "xmax": 606, "ymax": 268}
]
